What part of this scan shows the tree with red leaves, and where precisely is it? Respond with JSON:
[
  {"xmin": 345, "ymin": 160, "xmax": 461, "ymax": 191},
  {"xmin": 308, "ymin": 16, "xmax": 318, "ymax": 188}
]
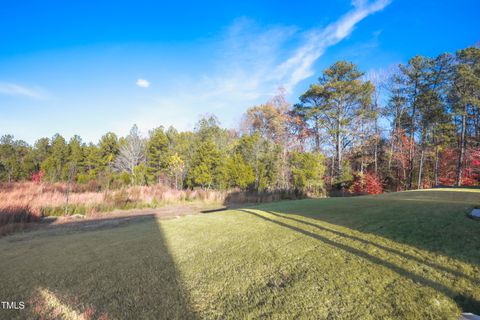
[
  {"xmin": 31, "ymin": 171, "xmax": 44, "ymax": 184},
  {"xmin": 438, "ymin": 148, "xmax": 480, "ymax": 186},
  {"xmin": 350, "ymin": 172, "xmax": 383, "ymax": 195}
]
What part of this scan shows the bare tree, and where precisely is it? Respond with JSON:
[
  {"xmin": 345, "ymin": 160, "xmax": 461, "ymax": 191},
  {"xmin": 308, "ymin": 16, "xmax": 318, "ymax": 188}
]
[
  {"xmin": 113, "ymin": 125, "xmax": 146, "ymax": 179},
  {"xmin": 364, "ymin": 68, "xmax": 392, "ymax": 175}
]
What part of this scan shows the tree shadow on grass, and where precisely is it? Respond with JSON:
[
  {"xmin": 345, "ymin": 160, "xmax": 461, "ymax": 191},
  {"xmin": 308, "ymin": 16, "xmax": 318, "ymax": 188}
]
[
  {"xmin": 241, "ymin": 209, "xmax": 480, "ymax": 315},
  {"xmin": 0, "ymin": 214, "xmax": 197, "ymax": 319},
  {"xmin": 264, "ymin": 210, "xmax": 479, "ymax": 284},
  {"xmin": 258, "ymin": 191, "xmax": 480, "ymax": 266}
]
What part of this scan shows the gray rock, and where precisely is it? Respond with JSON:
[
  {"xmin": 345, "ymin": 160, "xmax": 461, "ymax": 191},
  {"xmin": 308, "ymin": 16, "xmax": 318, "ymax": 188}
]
[
  {"xmin": 40, "ymin": 216, "xmax": 57, "ymax": 223},
  {"xmin": 70, "ymin": 214, "xmax": 85, "ymax": 219},
  {"xmin": 460, "ymin": 313, "xmax": 480, "ymax": 320},
  {"xmin": 469, "ymin": 209, "xmax": 480, "ymax": 220}
]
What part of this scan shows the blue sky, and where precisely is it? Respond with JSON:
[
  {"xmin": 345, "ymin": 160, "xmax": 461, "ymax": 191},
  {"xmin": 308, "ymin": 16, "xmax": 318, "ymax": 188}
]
[{"xmin": 1, "ymin": 0, "xmax": 479, "ymax": 144}]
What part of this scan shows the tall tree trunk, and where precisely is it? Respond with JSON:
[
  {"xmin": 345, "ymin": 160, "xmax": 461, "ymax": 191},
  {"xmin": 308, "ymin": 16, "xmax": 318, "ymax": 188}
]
[
  {"xmin": 254, "ymin": 144, "xmax": 260, "ymax": 190},
  {"xmin": 360, "ymin": 121, "xmax": 365, "ymax": 174},
  {"xmin": 336, "ymin": 130, "xmax": 342, "ymax": 179},
  {"xmin": 281, "ymin": 147, "xmax": 289, "ymax": 190},
  {"xmin": 417, "ymin": 148, "xmax": 424, "ymax": 189},
  {"xmin": 456, "ymin": 110, "xmax": 467, "ymax": 186},
  {"xmin": 475, "ymin": 108, "xmax": 480, "ymax": 146},
  {"xmin": 434, "ymin": 144, "xmax": 439, "ymax": 186},
  {"xmin": 314, "ymin": 116, "xmax": 321, "ymax": 152},
  {"xmin": 388, "ymin": 130, "xmax": 395, "ymax": 171},
  {"xmin": 373, "ymin": 101, "xmax": 380, "ymax": 176},
  {"xmin": 330, "ymin": 155, "xmax": 335, "ymax": 185},
  {"xmin": 374, "ymin": 137, "xmax": 378, "ymax": 175},
  {"xmin": 407, "ymin": 104, "xmax": 416, "ymax": 190},
  {"xmin": 360, "ymin": 146, "xmax": 365, "ymax": 174},
  {"xmin": 407, "ymin": 143, "xmax": 415, "ymax": 189}
]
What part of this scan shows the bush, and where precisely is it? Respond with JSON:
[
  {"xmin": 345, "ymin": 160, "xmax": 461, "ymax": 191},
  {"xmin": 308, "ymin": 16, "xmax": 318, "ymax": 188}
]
[
  {"xmin": 290, "ymin": 152, "xmax": 326, "ymax": 196},
  {"xmin": 41, "ymin": 205, "xmax": 86, "ymax": 217},
  {"xmin": 31, "ymin": 171, "xmax": 44, "ymax": 184},
  {"xmin": 350, "ymin": 172, "xmax": 383, "ymax": 195}
]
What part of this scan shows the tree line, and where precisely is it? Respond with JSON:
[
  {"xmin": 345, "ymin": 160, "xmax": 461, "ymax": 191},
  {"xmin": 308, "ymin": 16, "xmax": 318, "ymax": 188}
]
[{"xmin": 1, "ymin": 45, "xmax": 479, "ymax": 194}]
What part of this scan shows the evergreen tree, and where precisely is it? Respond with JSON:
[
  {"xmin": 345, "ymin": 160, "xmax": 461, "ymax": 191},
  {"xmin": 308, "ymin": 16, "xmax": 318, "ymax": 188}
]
[
  {"xmin": 449, "ymin": 46, "xmax": 480, "ymax": 185},
  {"xmin": 290, "ymin": 152, "xmax": 325, "ymax": 195},
  {"xmin": 98, "ymin": 132, "xmax": 119, "ymax": 168},
  {"xmin": 68, "ymin": 135, "xmax": 85, "ymax": 179},
  {"xmin": 0, "ymin": 135, "xmax": 34, "ymax": 182},
  {"xmin": 32, "ymin": 137, "xmax": 50, "ymax": 172},
  {"xmin": 41, "ymin": 134, "xmax": 68, "ymax": 182},
  {"xmin": 186, "ymin": 139, "xmax": 222, "ymax": 189},
  {"xmin": 297, "ymin": 61, "xmax": 374, "ymax": 182},
  {"xmin": 146, "ymin": 127, "xmax": 170, "ymax": 185},
  {"xmin": 226, "ymin": 152, "xmax": 255, "ymax": 190}
]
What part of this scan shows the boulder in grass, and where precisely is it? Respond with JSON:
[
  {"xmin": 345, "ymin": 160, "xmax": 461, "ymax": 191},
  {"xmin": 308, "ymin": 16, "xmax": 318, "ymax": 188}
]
[
  {"xmin": 40, "ymin": 216, "xmax": 57, "ymax": 224},
  {"xmin": 460, "ymin": 313, "xmax": 480, "ymax": 320},
  {"xmin": 469, "ymin": 209, "xmax": 480, "ymax": 220}
]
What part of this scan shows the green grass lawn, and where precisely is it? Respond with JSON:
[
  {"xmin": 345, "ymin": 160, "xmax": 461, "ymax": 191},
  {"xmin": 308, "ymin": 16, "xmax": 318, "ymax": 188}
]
[{"xmin": 1, "ymin": 189, "xmax": 479, "ymax": 319}]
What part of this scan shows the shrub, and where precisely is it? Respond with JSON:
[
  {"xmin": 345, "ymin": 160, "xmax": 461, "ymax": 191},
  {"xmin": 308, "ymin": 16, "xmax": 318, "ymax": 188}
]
[
  {"xmin": 350, "ymin": 172, "xmax": 383, "ymax": 195},
  {"xmin": 41, "ymin": 205, "xmax": 87, "ymax": 217},
  {"xmin": 31, "ymin": 171, "xmax": 44, "ymax": 184}
]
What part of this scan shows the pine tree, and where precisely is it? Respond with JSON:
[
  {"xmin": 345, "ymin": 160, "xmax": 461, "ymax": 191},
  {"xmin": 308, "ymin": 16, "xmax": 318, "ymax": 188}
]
[
  {"xmin": 146, "ymin": 127, "xmax": 170, "ymax": 185},
  {"xmin": 297, "ymin": 61, "xmax": 374, "ymax": 182},
  {"xmin": 41, "ymin": 134, "xmax": 68, "ymax": 182},
  {"xmin": 186, "ymin": 139, "xmax": 221, "ymax": 189},
  {"xmin": 449, "ymin": 47, "xmax": 480, "ymax": 186}
]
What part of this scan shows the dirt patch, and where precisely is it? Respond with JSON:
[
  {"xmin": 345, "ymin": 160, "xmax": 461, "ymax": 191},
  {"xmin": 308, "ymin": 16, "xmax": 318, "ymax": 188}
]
[
  {"xmin": 2, "ymin": 203, "xmax": 233, "ymax": 241},
  {"xmin": 39, "ymin": 203, "xmax": 227, "ymax": 233}
]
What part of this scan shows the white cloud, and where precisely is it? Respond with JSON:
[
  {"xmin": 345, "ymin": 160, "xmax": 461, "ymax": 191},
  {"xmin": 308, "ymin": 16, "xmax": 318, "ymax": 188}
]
[
  {"xmin": 136, "ymin": 78, "xmax": 150, "ymax": 88},
  {"xmin": 274, "ymin": 0, "xmax": 391, "ymax": 92},
  {"xmin": 191, "ymin": 0, "xmax": 391, "ymax": 103},
  {"xmin": 0, "ymin": 82, "xmax": 48, "ymax": 99}
]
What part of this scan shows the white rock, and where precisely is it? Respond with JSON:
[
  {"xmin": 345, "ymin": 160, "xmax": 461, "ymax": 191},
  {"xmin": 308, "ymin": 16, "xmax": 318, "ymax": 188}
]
[
  {"xmin": 460, "ymin": 313, "xmax": 480, "ymax": 320},
  {"xmin": 469, "ymin": 209, "xmax": 480, "ymax": 220}
]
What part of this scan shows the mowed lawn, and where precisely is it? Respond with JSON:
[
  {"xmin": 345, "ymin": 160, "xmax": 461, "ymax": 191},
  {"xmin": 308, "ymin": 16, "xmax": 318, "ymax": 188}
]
[{"xmin": 1, "ymin": 189, "xmax": 480, "ymax": 319}]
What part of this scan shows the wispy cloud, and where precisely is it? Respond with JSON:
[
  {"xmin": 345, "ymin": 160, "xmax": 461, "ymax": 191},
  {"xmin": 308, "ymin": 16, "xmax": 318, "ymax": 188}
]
[
  {"xmin": 131, "ymin": 0, "xmax": 391, "ymax": 130},
  {"xmin": 274, "ymin": 0, "xmax": 391, "ymax": 91},
  {"xmin": 191, "ymin": 0, "xmax": 391, "ymax": 102},
  {"xmin": 136, "ymin": 78, "xmax": 150, "ymax": 88},
  {"xmin": 0, "ymin": 82, "xmax": 48, "ymax": 99}
]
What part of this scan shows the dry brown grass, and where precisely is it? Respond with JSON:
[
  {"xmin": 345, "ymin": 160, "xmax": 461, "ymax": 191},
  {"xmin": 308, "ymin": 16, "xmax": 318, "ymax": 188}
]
[
  {"xmin": 0, "ymin": 182, "xmax": 227, "ymax": 219},
  {"xmin": 0, "ymin": 182, "xmax": 103, "ymax": 216},
  {"xmin": 0, "ymin": 183, "xmax": 296, "ymax": 236}
]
